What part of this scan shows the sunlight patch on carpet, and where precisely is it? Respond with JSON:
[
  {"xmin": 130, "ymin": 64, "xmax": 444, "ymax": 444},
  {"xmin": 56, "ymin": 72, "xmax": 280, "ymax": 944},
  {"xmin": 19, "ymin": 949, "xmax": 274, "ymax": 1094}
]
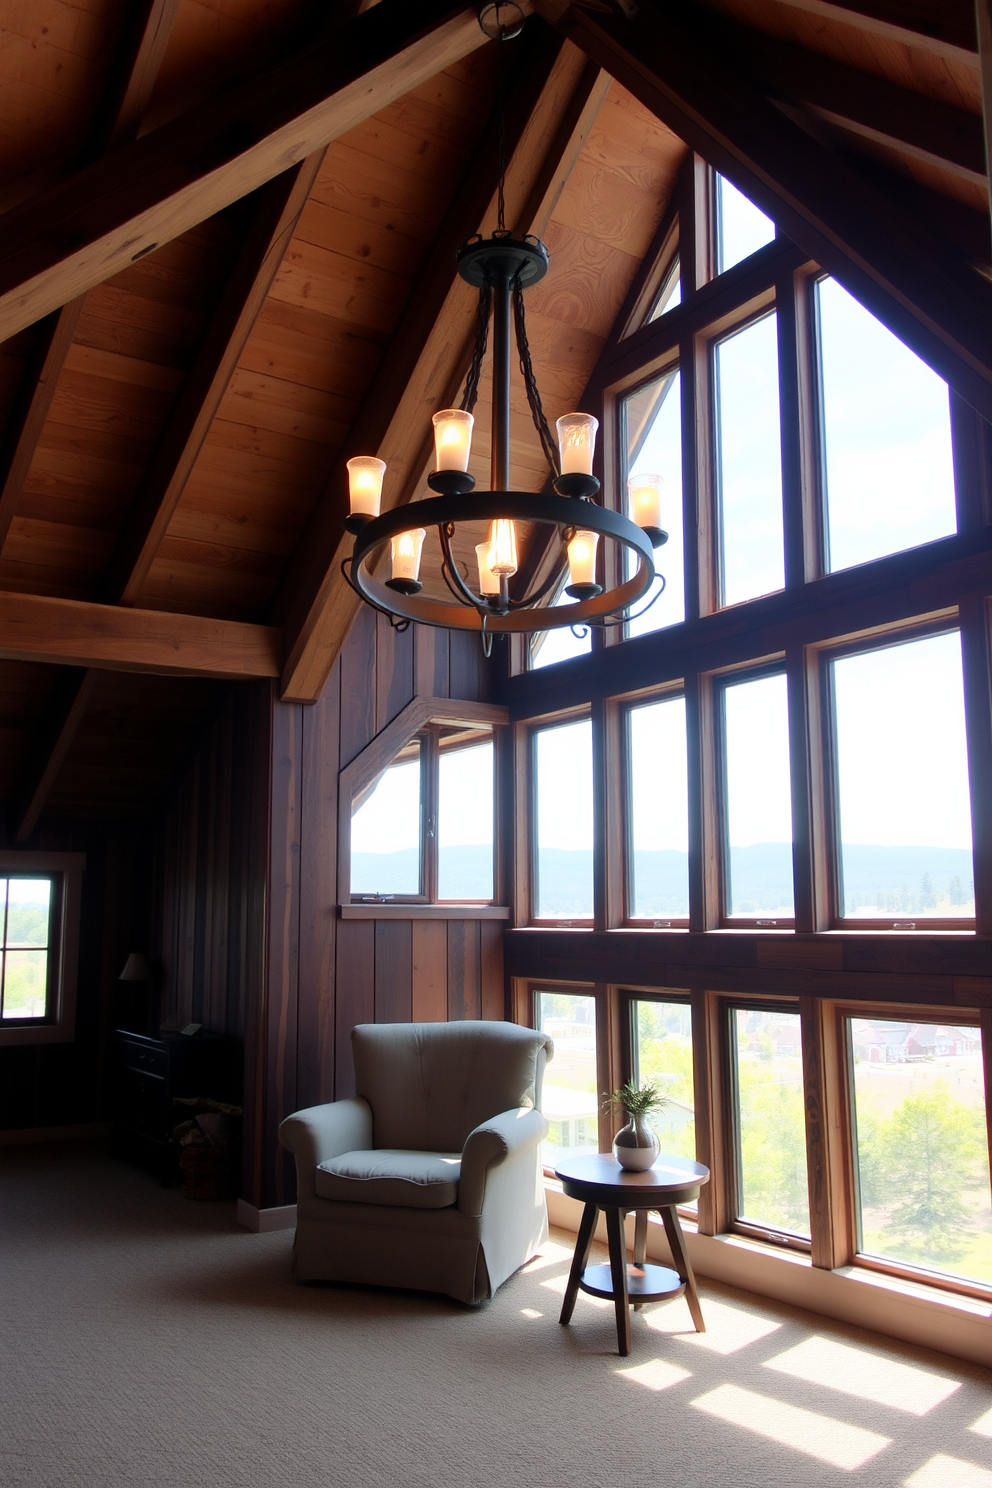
[
  {"xmin": 764, "ymin": 1336, "xmax": 961, "ymax": 1415},
  {"xmin": 971, "ymin": 1409, "xmax": 992, "ymax": 1438},
  {"xmin": 905, "ymin": 1455, "xmax": 992, "ymax": 1487},
  {"xmin": 615, "ymin": 1358, "xmax": 692, "ymax": 1392},
  {"xmin": 658, "ymin": 1297, "xmax": 781, "ymax": 1353},
  {"xmin": 690, "ymin": 1383, "xmax": 892, "ymax": 1469}
]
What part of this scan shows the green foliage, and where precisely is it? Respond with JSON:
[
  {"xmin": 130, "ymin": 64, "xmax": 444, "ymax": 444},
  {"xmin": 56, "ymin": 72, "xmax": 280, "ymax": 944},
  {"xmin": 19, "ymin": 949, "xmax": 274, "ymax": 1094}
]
[
  {"xmin": 737, "ymin": 1054, "xmax": 810, "ymax": 1233},
  {"xmin": 603, "ymin": 1079, "xmax": 665, "ymax": 1118},
  {"xmin": 856, "ymin": 1080, "xmax": 988, "ymax": 1266}
]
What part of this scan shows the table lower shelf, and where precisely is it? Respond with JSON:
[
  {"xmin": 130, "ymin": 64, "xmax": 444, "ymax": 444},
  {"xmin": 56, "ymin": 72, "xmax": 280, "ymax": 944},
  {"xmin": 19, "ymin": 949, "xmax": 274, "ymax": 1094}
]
[{"xmin": 580, "ymin": 1261, "xmax": 686, "ymax": 1304}]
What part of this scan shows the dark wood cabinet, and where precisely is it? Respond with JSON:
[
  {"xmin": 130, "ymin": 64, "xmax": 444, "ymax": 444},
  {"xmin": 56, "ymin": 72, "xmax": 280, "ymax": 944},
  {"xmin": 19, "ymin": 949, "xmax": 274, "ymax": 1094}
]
[{"xmin": 112, "ymin": 1029, "xmax": 242, "ymax": 1180}]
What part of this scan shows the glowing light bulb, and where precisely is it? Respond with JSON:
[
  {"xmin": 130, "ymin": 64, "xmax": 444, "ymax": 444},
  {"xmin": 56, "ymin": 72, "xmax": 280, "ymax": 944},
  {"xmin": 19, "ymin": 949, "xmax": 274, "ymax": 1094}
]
[
  {"xmin": 346, "ymin": 456, "xmax": 385, "ymax": 519},
  {"xmin": 487, "ymin": 519, "xmax": 518, "ymax": 576},
  {"xmin": 432, "ymin": 410, "xmax": 474, "ymax": 472},
  {"xmin": 389, "ymin": 527, "xmax": 426, "ymax": 585},
  {"xmin": 628, "ymin": 472, "xmax": 662, "ymax": 530},
  {"xmin": 567, "ymin": 529, "xmax": 599, "ymax": 589}
]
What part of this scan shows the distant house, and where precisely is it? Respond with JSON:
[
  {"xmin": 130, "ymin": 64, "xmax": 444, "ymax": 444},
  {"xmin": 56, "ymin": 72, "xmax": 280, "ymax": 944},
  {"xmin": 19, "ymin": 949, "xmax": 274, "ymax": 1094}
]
[{"xmin": 851, "ymin": 1023, "xmax": 978, "ymax": 1063}]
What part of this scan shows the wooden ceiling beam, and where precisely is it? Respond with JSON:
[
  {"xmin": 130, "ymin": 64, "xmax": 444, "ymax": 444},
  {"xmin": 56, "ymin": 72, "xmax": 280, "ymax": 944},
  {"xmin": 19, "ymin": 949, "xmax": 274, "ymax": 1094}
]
[
  {"xmin": 536, "ymin": 0, "xmax": 992, "ymax": 421},
  {"xmin": 0, "ymin": 0, "xmax": 182, "ymax": 556},
  {"xmin": 275, "ymin": 32, "xmax": 611, "ymax": 703},
  {"xmin": 979, "ymin": 0, "xmax": 992, "ymax": 244},
  {"xmin": 764, "ymin": 0, "xmax": 977, "ymax": 62},
  {"xmin": 0, "ymin": 0, "xmax": 488, "ymax": 343},
  {"xmin": 726, "ymin": 24, "xmax": 986, "ymax": 186},
  {"xmin": 0, "ymin": 592, "xmax": 281, "ymax": 681},
  {"xmin": 102, "ymin": 156, "xmax": 325, "ymax": 607}
]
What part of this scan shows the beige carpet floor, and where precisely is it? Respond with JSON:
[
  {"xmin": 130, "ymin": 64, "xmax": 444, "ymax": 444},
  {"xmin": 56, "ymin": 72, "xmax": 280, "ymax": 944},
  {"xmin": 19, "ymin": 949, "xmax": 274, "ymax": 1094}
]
[{"xmin": 2, "ymin": 1143, "xmax": 991, "ymax": 1488}]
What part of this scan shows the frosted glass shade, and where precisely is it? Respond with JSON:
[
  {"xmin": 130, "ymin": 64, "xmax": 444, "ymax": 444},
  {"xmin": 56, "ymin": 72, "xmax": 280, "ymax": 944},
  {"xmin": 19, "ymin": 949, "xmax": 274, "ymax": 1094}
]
[
  {"xmin": 556, "ymin": 412, "xmax": 599, "ymax": 475},
  {"xmin": 488, "ymin": 519, "xmax": 518, "ymax": 576},
  {"xmin": 475, "ymin": 540, "xmax": 500, "ymax": 596},
  {"xmin": 347, "ymin": 456, "xmax": 385, "ymax": 518},
  {"xmin": 628, "ymin": 472, "xmax": 662, "ymax": 530},
  {"xmin": 390, "ymin": 528, "xmax": 427, "ymax": 584},
  {"xmin": 432, "ymin": 409, "xmax": 474, "ymax": 472},
  {"xmin": 567, "ymin": 529, "xmax": 599, "ymax": 588}
]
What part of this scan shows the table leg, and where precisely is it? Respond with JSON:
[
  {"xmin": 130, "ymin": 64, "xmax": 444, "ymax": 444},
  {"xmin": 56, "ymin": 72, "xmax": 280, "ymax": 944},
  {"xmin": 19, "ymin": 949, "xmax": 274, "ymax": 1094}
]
[
  {"xmin": 559, "ymin": 1201, "xmax": 598, "ymax": 1327},
  {"xmin": 631, "ymin": 1208, "xmax": 648, "ymax": 1311},
  {"xmin": 660, "ymin": 1205, "xmax": 705, "ymax": 1333},
  {"xmin": 605, "ymin": 1206, "xmax": 632, "ymax": 1356}
]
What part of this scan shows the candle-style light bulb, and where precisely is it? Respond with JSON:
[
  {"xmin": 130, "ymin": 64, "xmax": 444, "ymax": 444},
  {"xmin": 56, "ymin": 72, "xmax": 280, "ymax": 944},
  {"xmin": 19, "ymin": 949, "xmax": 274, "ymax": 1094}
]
[
  {"xmin": 487, "ymin": 519, "xmax": 518, "ymax": 576},
  {"xmin": 345, "ymin": 455, "xmax": 385, "ymax": 532},
  {"xmin": 386, "ymin": 527, "xmax": 426, "ymax": 595},
  {"xmin": 556, "ymin": 413, "xmax": 599, "ymax": 475},
  {"xmin": 475, "ymin": 540, "xmax": 500, "ymax": 597},
  {"xmin": 432, "ymin": 410, "xmax": 474, "ymax": 472},
  {"xmin": 565, "ymin": 528, "xmax": 602, "ymax": 600},
  {"xmin": 627, "ymin": 471, "xmax": 667, "ymax": 547}
]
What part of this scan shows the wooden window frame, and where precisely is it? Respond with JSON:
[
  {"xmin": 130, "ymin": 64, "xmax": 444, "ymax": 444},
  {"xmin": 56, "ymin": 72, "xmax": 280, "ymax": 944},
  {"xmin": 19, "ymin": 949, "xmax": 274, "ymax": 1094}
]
[
  {"xmin": 618, "ymin": 685, "xmax": 691, "ymax": 928},
  {"xmin": 0, "ymin": 852, "xmax": 84, "ymax": 1048}
]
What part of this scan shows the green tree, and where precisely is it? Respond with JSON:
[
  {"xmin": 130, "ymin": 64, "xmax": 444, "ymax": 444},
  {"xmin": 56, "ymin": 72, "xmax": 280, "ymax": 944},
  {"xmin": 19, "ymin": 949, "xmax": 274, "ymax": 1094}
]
[
  {"xmin": 737, "ymin": 1057, "xmax": 810, "ymax": 1233},
  {"xmin": 871, "ymin": 1082, "xmax": 986, "ymax": 1264},
  {"xmin": 919, "ymin": 872, "xmax": 936, "ymax": 909},
  {"xmin": 949, "ymin": 875, "xmax": 965, "ymax": 906}
]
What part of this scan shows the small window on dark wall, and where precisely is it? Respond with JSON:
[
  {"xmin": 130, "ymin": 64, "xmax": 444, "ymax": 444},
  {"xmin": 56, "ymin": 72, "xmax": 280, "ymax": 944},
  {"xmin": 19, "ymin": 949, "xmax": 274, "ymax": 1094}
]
[
  {"xmin": 0, "ymin": 876, "xmax": 56, "ymax": 1021},
  {"xmin": 350, "ymin": 738, "xmax": 424, "ymax": 898},
  {"xmin": 0, "ymin": 853, "xmax": 82, "ymax": 1047}
]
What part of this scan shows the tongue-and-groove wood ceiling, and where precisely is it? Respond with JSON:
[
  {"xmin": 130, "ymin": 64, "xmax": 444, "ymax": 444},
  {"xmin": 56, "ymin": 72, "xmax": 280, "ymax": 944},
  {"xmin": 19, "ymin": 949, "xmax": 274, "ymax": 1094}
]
[{"xmin": 0, "ymin": 0, "xmax": 988, "ymax": 831}]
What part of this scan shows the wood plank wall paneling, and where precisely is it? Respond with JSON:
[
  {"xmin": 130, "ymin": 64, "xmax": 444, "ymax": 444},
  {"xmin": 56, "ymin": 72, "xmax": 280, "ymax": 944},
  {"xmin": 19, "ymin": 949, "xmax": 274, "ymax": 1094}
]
[{"xmin": 148, "ymin": 609, "xmax": 500, "ymax": 1205}]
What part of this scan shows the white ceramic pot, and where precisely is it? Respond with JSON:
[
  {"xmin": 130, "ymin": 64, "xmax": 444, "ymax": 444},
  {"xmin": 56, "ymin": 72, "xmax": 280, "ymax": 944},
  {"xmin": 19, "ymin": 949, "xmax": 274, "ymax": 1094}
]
[{"xmin": 612, "ymin": 1113, "xmax": 660, "ymax": 1171}]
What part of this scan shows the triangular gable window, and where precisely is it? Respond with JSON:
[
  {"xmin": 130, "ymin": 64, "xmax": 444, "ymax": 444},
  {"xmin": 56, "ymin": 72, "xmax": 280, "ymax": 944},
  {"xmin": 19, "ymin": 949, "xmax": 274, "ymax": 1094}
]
[{"xmin": 716, "ymin": 174, "xmax": 775, "ymax": 272}]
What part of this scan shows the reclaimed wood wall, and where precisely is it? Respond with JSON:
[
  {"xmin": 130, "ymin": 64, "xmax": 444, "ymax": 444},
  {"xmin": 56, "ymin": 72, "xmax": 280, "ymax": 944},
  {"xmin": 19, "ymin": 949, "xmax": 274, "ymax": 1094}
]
[{"xmin": 150, "ymin": 612, "xmax": 499, "ymax": 1207}]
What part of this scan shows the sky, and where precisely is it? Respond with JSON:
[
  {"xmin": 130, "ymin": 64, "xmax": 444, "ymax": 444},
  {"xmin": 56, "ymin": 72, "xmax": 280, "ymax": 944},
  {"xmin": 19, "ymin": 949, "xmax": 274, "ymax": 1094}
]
[{"xmin": 351, "ymin": 741, "xmax": 495, "ymax": 855}]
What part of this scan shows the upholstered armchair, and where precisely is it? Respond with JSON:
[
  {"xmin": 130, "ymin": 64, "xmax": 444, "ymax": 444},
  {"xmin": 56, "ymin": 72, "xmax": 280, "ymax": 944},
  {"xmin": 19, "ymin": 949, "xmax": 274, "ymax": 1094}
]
[{"xmin": 279, "ymin": 1020, "xmax": 554, "ymax": 1305}]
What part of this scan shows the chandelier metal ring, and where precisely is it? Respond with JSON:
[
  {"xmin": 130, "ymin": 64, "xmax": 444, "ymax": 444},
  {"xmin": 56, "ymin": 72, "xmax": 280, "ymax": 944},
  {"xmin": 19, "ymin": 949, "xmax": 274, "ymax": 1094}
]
[{"xmin": 348, "ymin": 492, "xmax": 657, "ymax": 634}]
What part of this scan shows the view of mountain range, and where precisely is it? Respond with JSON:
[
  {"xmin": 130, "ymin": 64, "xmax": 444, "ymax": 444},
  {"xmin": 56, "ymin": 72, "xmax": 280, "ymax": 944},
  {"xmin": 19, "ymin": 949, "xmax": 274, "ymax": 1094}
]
[{"xmin": 352, "ymin": 843, "xmax": 975, "ymax": 916}]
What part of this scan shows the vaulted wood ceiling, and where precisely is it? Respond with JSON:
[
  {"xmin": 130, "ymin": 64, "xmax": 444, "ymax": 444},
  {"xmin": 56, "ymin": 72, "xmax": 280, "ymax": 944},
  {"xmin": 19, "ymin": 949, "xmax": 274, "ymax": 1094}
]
[{"xmin": 0, "ymin": 0, "xmax": 988, "ymax": 832}]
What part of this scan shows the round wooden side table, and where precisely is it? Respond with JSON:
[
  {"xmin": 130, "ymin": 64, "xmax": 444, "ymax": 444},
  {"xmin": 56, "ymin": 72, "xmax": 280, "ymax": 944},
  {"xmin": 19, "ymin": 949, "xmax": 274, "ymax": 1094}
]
[{"xmin": 555, "ymin": 1151, "xmax": 710, "ymax": 1357}]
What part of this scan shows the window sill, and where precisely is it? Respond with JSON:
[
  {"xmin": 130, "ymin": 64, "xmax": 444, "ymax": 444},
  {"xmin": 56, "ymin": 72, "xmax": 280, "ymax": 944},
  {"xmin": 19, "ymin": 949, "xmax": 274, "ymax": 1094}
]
[{"xmin": 340, "ymin": 904, "xmax": 510, "ymax": 920}]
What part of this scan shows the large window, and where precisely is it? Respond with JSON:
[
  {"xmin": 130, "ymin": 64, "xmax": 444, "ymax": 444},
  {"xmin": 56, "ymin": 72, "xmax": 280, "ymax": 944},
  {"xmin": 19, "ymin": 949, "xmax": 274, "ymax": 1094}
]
[
  {"xmin": 731, "ymin": 1007, "xmax": 810, "ymax": 1241},
  {"xmin": 532, "ymin": 718, "xmax": 594, "ymax": 922},
  {"xmin": 714, "ymin": 312, "xmax": 785, "ymax": 607},
  {"xmin": 720, "ymin": 671, "xmax": 794, "ymax": 922},
  {"xmin": 535, "ymin": 988, "xmax": 599, "ymax": 1168},
  {"xmin": 816, "ymin": 276, "xmax": 956, "ymax": 573},
  {"xmin": 848, "ymin": 1018, "xmax": 991, "ymax": 1287},
  {"xmin": 625, "ymin": 694, "xmax": 689, "ymax": 923},
  {"xmin": 343, "ymin": 707, "xmax": 503, "ymax": 907},
  {"xmin": 830, "ymin": 631, "xmax": 973, "ymax": 925},
  {"xmin": 623, "ymin": 368, "xmax": 683, "ymax": 635}
]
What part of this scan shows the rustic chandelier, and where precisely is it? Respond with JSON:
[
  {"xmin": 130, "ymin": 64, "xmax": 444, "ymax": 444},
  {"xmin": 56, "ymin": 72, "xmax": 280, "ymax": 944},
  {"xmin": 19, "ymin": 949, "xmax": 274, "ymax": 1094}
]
[{"xmin": 342, "ymin": 4, "xmax": 667, "ymax": 654}]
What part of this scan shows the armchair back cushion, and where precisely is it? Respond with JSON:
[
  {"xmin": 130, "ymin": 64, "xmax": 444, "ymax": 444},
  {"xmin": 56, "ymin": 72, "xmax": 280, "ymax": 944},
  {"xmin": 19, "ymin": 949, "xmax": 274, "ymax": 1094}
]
[{"xmin": 352, "ymin": 1020, "xmax": 549, "ymax": 1153}]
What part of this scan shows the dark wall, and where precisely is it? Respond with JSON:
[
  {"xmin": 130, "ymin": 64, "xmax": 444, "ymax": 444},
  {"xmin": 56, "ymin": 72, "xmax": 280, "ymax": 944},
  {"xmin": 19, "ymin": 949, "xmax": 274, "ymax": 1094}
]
[
  {"xmin": 0, "ymin": 825, "xmax": 141, "ymax": 1132},
  {"xmin": 148, "ymin": 612, "xmax": 500, "ymax": 1208}
]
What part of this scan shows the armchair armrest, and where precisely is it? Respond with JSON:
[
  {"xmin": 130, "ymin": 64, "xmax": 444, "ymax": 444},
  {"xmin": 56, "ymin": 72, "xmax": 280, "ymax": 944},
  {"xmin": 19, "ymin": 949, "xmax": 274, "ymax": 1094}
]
[
  {"xmin": 279, "ymin": 1098, "xmax": 373, "ymax": 1202},
  {"xmin": 458, "ymin": 1106, "xmax": 549, "ymax": 1217}
]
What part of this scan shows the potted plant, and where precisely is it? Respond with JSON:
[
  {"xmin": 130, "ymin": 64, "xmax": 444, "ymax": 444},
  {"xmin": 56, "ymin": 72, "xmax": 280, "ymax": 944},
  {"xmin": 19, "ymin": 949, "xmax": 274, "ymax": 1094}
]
[{"xmin": 603, "ymin": 1080, "xmax": 665, "ymax": 1170}]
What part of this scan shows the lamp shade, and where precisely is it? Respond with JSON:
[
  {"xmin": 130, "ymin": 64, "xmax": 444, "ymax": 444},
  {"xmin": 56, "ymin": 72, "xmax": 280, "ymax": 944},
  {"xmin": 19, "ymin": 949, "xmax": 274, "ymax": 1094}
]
[
  {"xmin": 556, "ymin": 412, "xmax": 599, "ymax": 475},
  {"xmin": 347, "ymin": 456, "xmax": 386, "ymax": 519},
  {"xmin": 628, "ymin": 472, "xmax": 662, "ymax": 530},
  {"xmin": 390, "ymin": 528, "xmax": 426, "ymax": 585},
  {"xmin": 475, "ymin": 540, "xmax": 500, "ymax": 596},
  {"xmin": 118, "ymin": 952, "xmax": 151, "ymax": 982},
  {"xmin": 567, "ymin": 528, "xmax": 600, "ymax": 588},
  {"xmin": 432, "ymin": 409, "xmax": 474, "ymax": 472}
]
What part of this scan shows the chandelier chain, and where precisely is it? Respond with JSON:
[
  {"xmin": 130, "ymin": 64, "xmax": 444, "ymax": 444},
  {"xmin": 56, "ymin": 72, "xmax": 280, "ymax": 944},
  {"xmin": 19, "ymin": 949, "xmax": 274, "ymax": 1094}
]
[
  {"xmin": 513, "ymin": 283, "xmax": 560, "ymax": 474},
  {"xmin": 460, "ymin": 283, "xmax": 492, "ymax": 414}
]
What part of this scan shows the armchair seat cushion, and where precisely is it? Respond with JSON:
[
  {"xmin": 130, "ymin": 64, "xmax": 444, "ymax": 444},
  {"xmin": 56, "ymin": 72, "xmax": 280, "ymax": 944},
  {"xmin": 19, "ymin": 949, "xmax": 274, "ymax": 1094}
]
[{"xmin": 316, "ymin": 1148, "xmax": 461, "ymax": 1209}]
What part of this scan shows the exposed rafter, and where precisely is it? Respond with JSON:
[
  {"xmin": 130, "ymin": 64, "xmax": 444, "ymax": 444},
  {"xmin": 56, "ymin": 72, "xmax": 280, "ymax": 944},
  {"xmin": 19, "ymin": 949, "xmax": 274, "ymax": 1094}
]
[
  {"xmin": 0, "ymin": 0, "xmax": 489, "ymax": 343},
  {"xmin": 766, "ymin": 0, "xmax": 977, "ymax": 61},
  {"xmin": 0, "ymin": 0, "xmax": 182, "ymax": 555},
  {"xmin": 535, "ymin": 0, "xmax": 992, "ymax": 422},
  {"xmin": 275, "ymin": 34, "xmax": 611, "ymax": 702},
  {"xmin": 979, "ymin": 0, "xmax": 992, "ymax": 243},
  {"xmin": 0, "ymin": 591, "xmax": 281, "ymax": 680},
  {"xmin": 724, "ymin": 22, "xmax": 986, "ymax": 187}
]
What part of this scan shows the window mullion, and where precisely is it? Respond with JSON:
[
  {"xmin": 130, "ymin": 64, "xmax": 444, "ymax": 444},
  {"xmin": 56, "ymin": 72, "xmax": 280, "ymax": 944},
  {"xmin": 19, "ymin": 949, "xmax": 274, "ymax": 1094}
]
[
  {"xmin": 777, "ymin": 267, "xmax": 805, "ymax": 590},
  {"xmin": 800, "ymin": 995, "xmax": 855, "ymax": 1271},
  {"xmin": 958, "ymin": 594, "xmax": 992, "ymax": 935},
  {"xmin": 787, "ymin": 644, "xmax": 816, "ymax": 934},
  {"xmin": 423, "ymin": 728, "xmax": 439, "ymax": 903}
]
